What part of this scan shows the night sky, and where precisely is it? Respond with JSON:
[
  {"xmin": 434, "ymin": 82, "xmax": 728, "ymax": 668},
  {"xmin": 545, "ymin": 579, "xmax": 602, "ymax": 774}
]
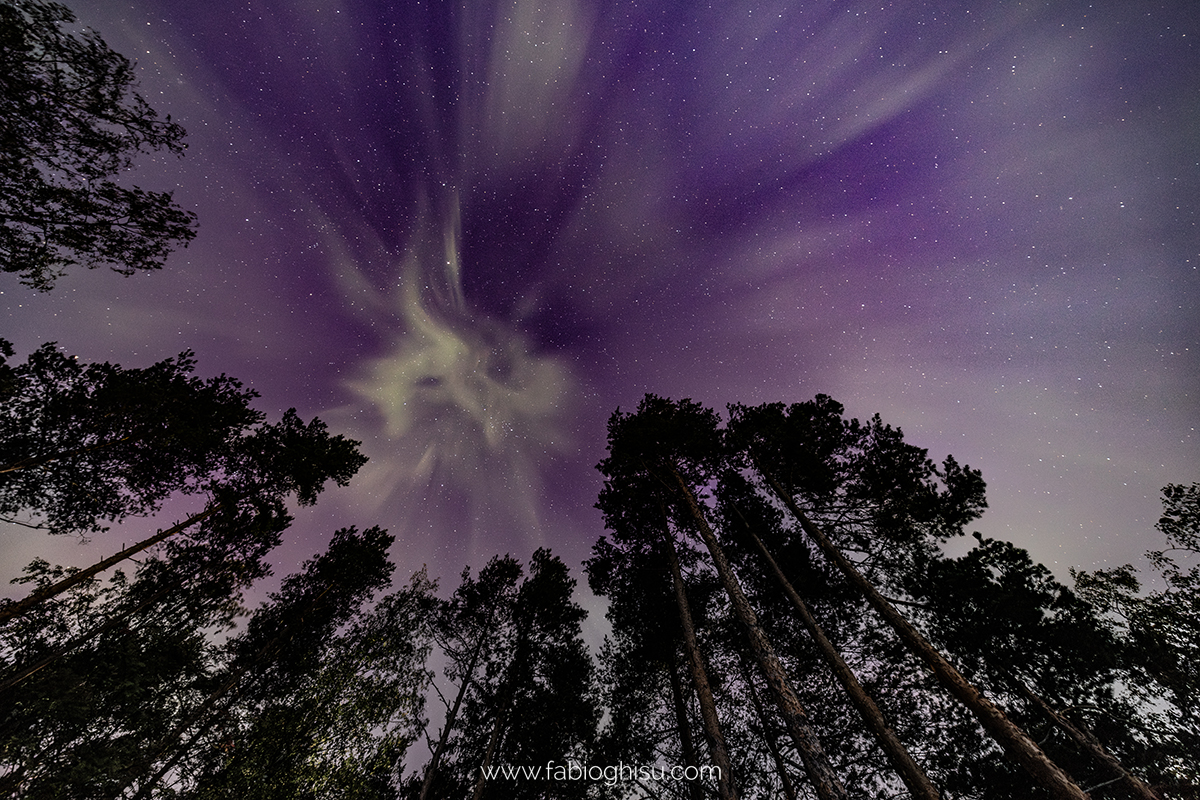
[{"xmin": 3, "ymin": 0, "xmax": 1198, "ymax": 600}]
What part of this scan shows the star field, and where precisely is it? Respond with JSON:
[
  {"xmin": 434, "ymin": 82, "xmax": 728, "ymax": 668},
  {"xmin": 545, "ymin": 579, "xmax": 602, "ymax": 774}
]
[{"xmin": 2, "ymin": 0, "xmax": 1196, "ymax": 591}]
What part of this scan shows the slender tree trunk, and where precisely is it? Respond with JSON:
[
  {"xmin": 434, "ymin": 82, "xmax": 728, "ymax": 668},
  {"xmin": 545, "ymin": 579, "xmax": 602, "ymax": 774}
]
[
  {"xmin": 1012, "ymin": 680, "xmax": 1161, "ymax": 800},
  {"xmin": 668, "ymin": 466, "xmax": 847, "ymax": 800},
  {"xmin": 663, "ymin": 527, "xmax": 740, "ymax": 800},
  {"xmin": 731, "ymin": 502, "xmax": 943, "ymax": 800},
  {"xmin": 756, "ymin": 465, "xmax": 1091, "ymax": 800},
  {"xmin": 420, "ymin": 629, "xmax": 489, "ymax": 800},
  {"xmin": 736, "ymin": 651, "xmax": 799, "ymax": 800},
  {"xmin": 667, "ymin": 654, "xmax": 705, "ymax": 800},
  {"xmin": 471, "ymin": 621, "xmax": 531, "ymax": 800},
  {"xmin": 0, "ymin": 582, "xmax": 175, "ymax": 693},
  {"xmin": 4, "ymin": 552, "xmax": 258, "ymax": 694},
  {"xmin": 0, "ymin": 503, "xmax": 224, "ymax": 624},
  {"xmin": 470, "ymin": 699, "xmax": 511, "ymax": 800}
]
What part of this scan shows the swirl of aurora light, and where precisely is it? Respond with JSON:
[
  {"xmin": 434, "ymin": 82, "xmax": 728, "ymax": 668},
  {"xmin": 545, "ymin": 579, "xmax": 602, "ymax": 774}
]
[
  {"xmin": 324, "ymin": 0, "xmax": 598, "ymax": 557},
  {"xmin": 6, "ymin": 0, "xmax": 1194, "ymax": 580},
  {"xmin": 335, "ymin": 187, "xmax": 577, "ymax": 554}
]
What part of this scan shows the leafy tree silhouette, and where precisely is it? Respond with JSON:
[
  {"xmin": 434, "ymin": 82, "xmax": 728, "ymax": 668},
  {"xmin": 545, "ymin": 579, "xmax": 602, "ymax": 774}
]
[{"xmin": 0, "ymin": 0, "xmax": 196, "ymax": 289}]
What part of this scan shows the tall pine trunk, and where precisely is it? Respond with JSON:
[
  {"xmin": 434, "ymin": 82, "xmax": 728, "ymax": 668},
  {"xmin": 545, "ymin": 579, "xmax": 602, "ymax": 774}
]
[
  {"xmin": 1012, "ymin": 680, "xmax": 1162, "ymax": 800},
  {"xmin": 731, "ymin": 501, "xmax": 942, "ymax": 800},
  {"xmin": 669, "ymin": 466, "xmax": 848, "ymax": 800},
  {"xmin": 470, "ymin": 622, "xmax": 530, "ymax": 800},
  {"xmin": 0, "ymin": 503, "xmax": 224, "ymax": 623},
  {"xmin": 667, "ymin": 655, "xmax": 705, "ymax": 800},
  {"xmin": 736, "ymin": 651, "xmax": 799, "ymax": 800},
  {"xmin": 420, "ymin": 629, "xmax": 489, "ymax": 800},
  {"xmin": 663, "ymin": 526, "xmax": 740, "ymax": 800},
  {"xmin": 757, "ymin": 466, "xmax": 1091, "ymax": 800},
  {"xmin": 0, "ymin": 581, "xmax": 175, "ymax": 692}
]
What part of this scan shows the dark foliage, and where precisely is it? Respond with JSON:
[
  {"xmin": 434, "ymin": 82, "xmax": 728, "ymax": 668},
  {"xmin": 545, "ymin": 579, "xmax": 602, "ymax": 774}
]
[
  {"xmin": 0, "ymin": 340, "xmax": 264, "ymax": 535},
  {"xmin": 588, "ymin": 393, "xmax": 1185, "ymax": 800},
  {"xmin": 0, "ymin": 0, "xmax": 197, "ymax": 289}
]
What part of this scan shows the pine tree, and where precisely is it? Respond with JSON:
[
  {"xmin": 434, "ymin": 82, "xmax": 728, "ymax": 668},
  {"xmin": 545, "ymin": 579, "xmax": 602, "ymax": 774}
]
[
  {"xmin": 418, "ymin": 556, "xmax": 523, "ymax": 800},
  {"xmin": 421, "ymin": 550, "xmax": 598, "ymax": 800},
  {"xmin": 0, "ymin": 559, "xmax": 223, "ymax": 799},
  {"xmin": 0, "ymin": 0, "xmax": 197, "ymax": 289},
  {"xmin": 590, "ymin": 401, "xmax": 742, "ymax": 800},
  {"xmin": 727, "ymin": 396, "xmax": 1093, "ymax": 800},
  {"xmin": 0, "ymin": 342, "xmax": 262, "ymax": 536},
  {"xmin": 716, "ymin": 468, "xmax": 941, "ymax": 800},
  {"xmin": 587, "ymin": 532, "xmax": 713, "ymax": 800},
  {"xmin": 0, "ymin": 343, "xmax": 366, "ymax": 623},
  {"xmin": 1074, "ymin": 483, "xmax": 1200, "ymax": 796},
  {"xmin": 186, "ymin": 563, "xmax": 437, "ymax": 799},
  {"xmin": 121, "ymin": 526, "xmax": 398, "ymax": 798},
  {"xmin": 593, "ymin": 395, "xmax": 851, "ymax": 800}
]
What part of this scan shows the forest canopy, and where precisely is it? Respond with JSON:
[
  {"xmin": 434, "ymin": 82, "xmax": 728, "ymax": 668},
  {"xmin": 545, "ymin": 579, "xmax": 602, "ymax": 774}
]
[
  {"xmin": 0, "ymin": 3, "xmax": 1195, "ymax": 797},
  {"xmin": 0, "ymin": 0, "xmax": 197, "ymax": 289},
  {"xmin": 1, "ymin": 365, "xmax": 1196, "ymax": 798}
]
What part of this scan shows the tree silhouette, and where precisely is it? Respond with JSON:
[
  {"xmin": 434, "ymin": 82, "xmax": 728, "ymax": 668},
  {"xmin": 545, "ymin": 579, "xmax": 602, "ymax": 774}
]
[
  {"xmin": 601, "ymin": 395, "xmax": 848, "ymax": 800},
  {"xmin": 183, "ymin": 558, "xmax": 436, "ymax": 800},
  {"xmin": 0, "ymin": 341, "xmax": 263, "ymax": 536},
  {"xmin": 0, "ymin": 559, "xmax": 215, "ymax": 799},
  {"xmin": 716, "ymin": 469, "xmax": 941, "ymax": 800},
  {"xmin": 728, "ymin": 397, "xmax": 1092, "ymax": 800},
  {"xmin": 0, "ymin": 342, "xmax": 366, "ymax": 625},
  {"xmin": 1074, "ymin": 483, "xmax": 1200, "ymax": 796},
  {"xmin": 0, "ymin": 0, "xmax": 197, "ymax": 289},
  {"xmin": 121, "ymin": 525, "xmax": 398, "ymax": 799},
  {"xmin": 591, "ymin": 398, "xmax": 743, "ymax": 800},
  {"xmin": 418, "ymin": 556, "xmax": 523, "ymax": 800},
  {"xmin": 420, "ymin": 550, "xmax": 598, "ymax": 800}
]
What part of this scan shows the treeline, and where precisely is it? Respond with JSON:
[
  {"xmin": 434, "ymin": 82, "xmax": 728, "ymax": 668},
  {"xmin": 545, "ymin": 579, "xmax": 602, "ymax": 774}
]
[
  {"xmin": 586, "ymin": 394, "xmax": 1197, "ymax": 800},
  {"xmin": 3, "ymin": 4, "xmax": 1198, "ymax": 797},
  {"xmin": 0, "ymin": 344, "xmax": 1196, "ymax": 798},
  {"xmin": 0, "ymin": 341, "xmax": 598, "ymax": 798}
]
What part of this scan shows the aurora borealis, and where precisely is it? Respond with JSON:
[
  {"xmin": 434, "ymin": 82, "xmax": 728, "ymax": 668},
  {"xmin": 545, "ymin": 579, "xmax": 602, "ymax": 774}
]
[{"xmin": 2, "ymin": 0, "xmax": 1197, "ymax": 593}]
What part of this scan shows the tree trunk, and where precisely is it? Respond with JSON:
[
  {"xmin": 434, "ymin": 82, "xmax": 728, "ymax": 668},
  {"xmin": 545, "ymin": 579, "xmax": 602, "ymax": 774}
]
[
  {"xmin": 470, "ymin": 699, "xmax": 510, "ymax": 800},
  {"xmin": 736, "ymin": 651, "xmax": 799, "ymax": 800},
  {"xmin": 667, "ymin": 655, "xmax": 705, "ymax": 800},
  {"xmin": 3, "ymin": 549, "xmax": 261, "ymax": 694},
  {"xmin": 1012, "ymin": 680, "xmax": 1162, "ymax": 800},
  {"xmin": 470, "ymin": 618, "xmax": 532, "ymax": 800},
  {"xmin": 663, "ymin": 526, "xmax": 740, "ymax": 800},
  {"xmin": 756, "ymin": 465, "xmax": 1091, "ymax": 800},
  {"xmin": 668, "ymin": 466, "xmax": 847, "ymax": 800},
  {"xmin": 0, "ymin": 582, "xmax": 175, "ymax": 693},
  {"xmin": 0, "ymin": 503, "xmax": 224, "ymax": 624},
  {"xmin": 420, "ymin": 629, "xmax": 489, "ymax": 800},
  {"xmin": 731, "ymin": 501, "xmax": 942, "ymax": 800}
]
